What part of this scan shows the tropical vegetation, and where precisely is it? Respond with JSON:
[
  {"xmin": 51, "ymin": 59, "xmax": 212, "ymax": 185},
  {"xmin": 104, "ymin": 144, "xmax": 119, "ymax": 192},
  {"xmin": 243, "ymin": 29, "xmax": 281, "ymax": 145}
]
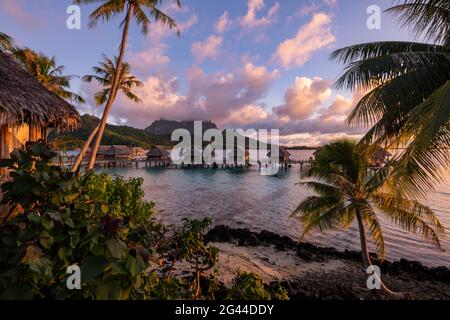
[
  {"xmin": 70, "ymin": 56, "xmax": 144, "ymax": 171},
  {"xmin": 0, "ymin": 141, "xmax": 282, "ymax": 300},
  {"xmin": 330, "ymin": 0, "xmax": 450, "ymax": 197},
  {"xmin": 0, "ymin": 32, "xmax": 14, "ymax": 52},
  {"xmin": 50, "ymin": 114, "xmax": 172, "ymax": 150},
  {"xmin": 73, "ymin": 0, "xmax": 181, "ymax": 170},
  {"xmin": 83, "ymin": 55, "xmax": 143, "ymax": 106},
  {"xmin": 13, "ymin": 48, "xmax": 85, "ymax": 104},
  {"xmin": 291, "ymin": 139, "xmax": 445, "ymax": 297}
]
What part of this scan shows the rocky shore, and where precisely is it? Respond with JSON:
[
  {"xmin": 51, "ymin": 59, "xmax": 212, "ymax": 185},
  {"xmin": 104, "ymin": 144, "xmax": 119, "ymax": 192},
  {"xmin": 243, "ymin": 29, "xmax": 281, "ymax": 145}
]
[{"xmin": 205, "ymin": 225, "xmax": 450, "ymax": 300}]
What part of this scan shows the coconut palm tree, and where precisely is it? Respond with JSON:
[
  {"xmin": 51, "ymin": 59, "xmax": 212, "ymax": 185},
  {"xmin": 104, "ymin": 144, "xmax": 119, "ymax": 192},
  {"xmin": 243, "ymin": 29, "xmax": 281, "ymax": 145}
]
[
  {"xmin": 70, "ymin": 55, "xmax": 143, "ymax": 171},
  {"xmin": 74, "ymin": 0, "xmax": 180, "ymax": 170},
  {"xmin": 83, "ymin": 55, "xmax": 143, "ymax": 105},
  {"xmin": 0, "ymin": 32, "xmax": 14, "ymax": 52},
  {"xmin": 13, "ymin": 48, "xmax": 85, "ymax": 104},
  {"xmin": 330, "ymin": 0, "xmax": 450, "ymax": 198},
  {"xmin": 292, "ymin": 139, "xmax": 445, "ymax": 297}
]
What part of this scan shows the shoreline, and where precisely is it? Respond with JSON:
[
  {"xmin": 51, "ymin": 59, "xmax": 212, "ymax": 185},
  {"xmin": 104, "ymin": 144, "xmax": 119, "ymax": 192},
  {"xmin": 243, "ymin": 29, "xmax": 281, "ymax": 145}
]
[{"xmin": 204, "ymin": 225, "xmax": 450, "ymax": 300}]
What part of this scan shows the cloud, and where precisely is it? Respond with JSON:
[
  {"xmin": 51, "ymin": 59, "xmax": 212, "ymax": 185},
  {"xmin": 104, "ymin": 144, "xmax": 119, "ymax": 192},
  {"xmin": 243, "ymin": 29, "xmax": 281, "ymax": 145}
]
[
  {"xmin": 274, "ymin": 77, "xmax": 332, "ymax": 120},
  {"xmin": 324, "ymin": 0, "xmax": 338, "ymax": 8},
  {"xmin": 79, "ymin": 62, "xmax": 280, "ymax": 129},
  {"xmin": 240, "ymin": 0, "xmax": 280, "ymax": 28},
  {"xmin": 319, "ymin": 94, "xmax": 353, "ymax": 122},
  {"xmin": 145, "ymin": 6, "xmax": 198, "ymax": 42},
  {"xmin": 1, "ymin": 0, "xmax": 43, "ymax": 30},
  {"xmin": 191, "ymin": 35, "xmax": 223, "ymax": 62},
  {"xmin": 215, "ymin": 11, "xmax": 232, "ymax": 33},
  {"xmin": 126, "ymin": 9, "xmax": 197, "ymax": 77},
  {"xmin": 227, "ymin": 104, "xmax": 270, "ymax": 125},
  {"xmin": 274, "ymin": 12, "xmax": 336, "ymax": 68},
  {"xmin": 127, "ymin": 44, "xmax": 171, "ymax": 76}
]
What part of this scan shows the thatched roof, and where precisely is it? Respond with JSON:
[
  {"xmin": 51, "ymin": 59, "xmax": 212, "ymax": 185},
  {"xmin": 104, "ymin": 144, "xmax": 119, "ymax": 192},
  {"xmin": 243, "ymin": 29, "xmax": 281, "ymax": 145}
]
[
  {"xmin": 98, "ymin": 145, "xmax": 132, "ymax": 156},
  {"xmin": 268, "ymin": 146, "xmax": 291, "ymax": 159},
  {"xmin": 372, "ymin": 145, "xmax": 392, "ymax": 162},
  {"xmin": 0, "ymin": 51, "xmax": 80, "ymax": 131},
  {"xmin": 147, "ymin": 146, "xmax": 170, "ymax": 157}
]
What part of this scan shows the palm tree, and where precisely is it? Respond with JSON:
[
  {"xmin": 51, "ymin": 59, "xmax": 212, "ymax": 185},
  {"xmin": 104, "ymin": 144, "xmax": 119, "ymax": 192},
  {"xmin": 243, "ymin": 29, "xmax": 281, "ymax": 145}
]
[
  {"xmin": 330, "ymin": 0, "xmax": 450, "ymax": 198},
  {"xmin": 74, "ymin": 0, "xmax": 180, "ymax": 170},
  {"xmin": 0, "ymin": 32, "xmax": 14, "ymax": 52},
  {"xmin": 292, "ymin": 139, "xmax": 445, "ymax": 297},
  {"xmin": 83, "ymin": 55, "xmax": 143, "ymax": 105},
  {"xmin": 14, "ymin": 48, "xmax": 85, "ymax": 103},
  {"xmin": 71, "ymin": 55, "xmax": 143, "ymax": 171}
]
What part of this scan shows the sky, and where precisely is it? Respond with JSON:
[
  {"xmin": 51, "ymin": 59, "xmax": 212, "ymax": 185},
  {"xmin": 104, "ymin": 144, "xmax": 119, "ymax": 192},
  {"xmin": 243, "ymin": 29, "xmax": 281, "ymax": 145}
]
[{"xmin": 0, "ymin": 0, "xmax": 417, "ymax": 146}]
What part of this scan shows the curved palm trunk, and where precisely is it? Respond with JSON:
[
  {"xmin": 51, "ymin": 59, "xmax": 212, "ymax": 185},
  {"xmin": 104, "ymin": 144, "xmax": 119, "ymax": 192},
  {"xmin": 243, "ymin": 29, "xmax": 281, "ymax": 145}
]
[
  {"xmin": 71, "ymin": 124, "xmax": 100, "ymax": 172},
  {"xmin": 86, "ymin": 5, "xmax": 132, "ymax": 170},
  {"xmin": 355, "ymin": 211, "xmax": 407, "ymax": 299}
]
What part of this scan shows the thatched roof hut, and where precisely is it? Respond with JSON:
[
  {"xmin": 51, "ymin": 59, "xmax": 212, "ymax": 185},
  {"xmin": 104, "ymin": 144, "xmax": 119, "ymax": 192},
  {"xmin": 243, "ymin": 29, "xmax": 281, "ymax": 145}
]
[
  {"xmin": 96, "ymin": 145, "xmax": 132, "ymax": 160},
  {"xmin": 147, "ymin": 146, "xmax": 170, "ymax": 160},
  {"xmin": 371, "ymin": 145, "xmax": 392, "ymax": 165},
  {"xmin": 132, "ymin": 147, "xmax": 146, "ymax": 157},
  {"xmin": 0, "ymin": 51, "xmax": 80, "ymax": 159},
  {"xmin": 0, "ymin": 51, "xmax": 79, "ymax": 132},
  {"xmin": 268, "ymin": 146, "xmax": 291, "ymax": 162}
]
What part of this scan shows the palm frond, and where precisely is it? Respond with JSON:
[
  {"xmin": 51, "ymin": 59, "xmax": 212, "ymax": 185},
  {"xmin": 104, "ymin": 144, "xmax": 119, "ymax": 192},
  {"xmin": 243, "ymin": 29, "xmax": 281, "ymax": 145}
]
[
  {"xmin": 391, "ymin": 81, "xmax": 450, "ymax": 197},
  {"xmin": 330, "ymin": 41, "xmax": 448, "ymax": 64},
  {"xmin": 334, "ymin": 51, "xmax": 449, "ymax": 91},
  {"xmin": 386, "ymin": 0, "xmax": 450, "ymax": 44},
  {"xmin": 376, "ymin": 201, "xmax": 444, "ymax": 249},
  {"xmin": 297, "ymin": 201, "xmax": 347, "ymax": 240}
]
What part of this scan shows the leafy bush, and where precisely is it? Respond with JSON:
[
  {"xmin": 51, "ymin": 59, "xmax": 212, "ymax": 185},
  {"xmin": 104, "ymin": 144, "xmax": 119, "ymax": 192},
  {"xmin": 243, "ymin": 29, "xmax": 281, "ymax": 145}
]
[
  {"xmin": 0, "ymin": 142, "xmax": 155, "ymax": 299},
  {"xmin": 226, "ymin": 272, "xmax": 289, "ymax": 300},
  {"xmin": 0, "ymin": 142, "xmax": 218, "ymax": 300},
  {"xmin": 0, "ymin": 141, "xmax": 288, "ymax": 301}
]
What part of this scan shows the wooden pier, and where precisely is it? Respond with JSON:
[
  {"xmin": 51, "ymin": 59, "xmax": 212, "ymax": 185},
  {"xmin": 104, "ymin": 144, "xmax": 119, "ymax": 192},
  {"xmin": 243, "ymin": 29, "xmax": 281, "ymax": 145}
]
[{"xmin": 61, "ymin": 158, "xmax": 314, "ymax": 171}]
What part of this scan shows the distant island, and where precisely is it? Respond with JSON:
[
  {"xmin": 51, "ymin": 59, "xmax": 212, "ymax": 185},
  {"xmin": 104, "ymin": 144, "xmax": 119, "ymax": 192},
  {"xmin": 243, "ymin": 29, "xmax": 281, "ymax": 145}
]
[
  {"xmin": 50, "ymin": 116, "xmax": 220, "ymax": 150},
  {"xmin": 145, "ymin": 119, "xmax": 218, "ymax": 136},
  {"xmin": 50, "ymin": 114, "xmax": 173, "ymax": 149}
]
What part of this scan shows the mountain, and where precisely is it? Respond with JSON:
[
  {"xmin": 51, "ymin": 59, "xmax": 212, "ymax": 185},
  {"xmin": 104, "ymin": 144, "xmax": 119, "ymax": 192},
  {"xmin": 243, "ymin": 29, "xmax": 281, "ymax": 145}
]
[
  {"xmin": 145, "ymin": 119, "xmax": 218, "ymax": 136},
  {"xmin": 49, "ymin": 114, "xmax": 172, "ymax": 150}
]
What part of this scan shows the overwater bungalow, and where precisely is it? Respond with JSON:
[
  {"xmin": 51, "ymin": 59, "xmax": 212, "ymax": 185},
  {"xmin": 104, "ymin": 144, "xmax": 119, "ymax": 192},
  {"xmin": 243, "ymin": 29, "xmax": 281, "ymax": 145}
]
[
  {"xmin": 147, "ymin": 145, "xmax": 170, "ymax": 161},
  {"xmin": 132, "ymin": 147, "xmax": 146, "ymax": 159},
  {"xmin": 95, "ymin": 145, "xmax": 132, "ymax": 161},
  {"xmin": 0, "ymin": 51, "xmax": 80, "ymax": 165},
  {"xmin": 370, "ymin": 145, "xmax": 392, "ymax": 167},
  {"xmin": 268, "ymin": 146, "xmax": 291, "ymax": 163}
]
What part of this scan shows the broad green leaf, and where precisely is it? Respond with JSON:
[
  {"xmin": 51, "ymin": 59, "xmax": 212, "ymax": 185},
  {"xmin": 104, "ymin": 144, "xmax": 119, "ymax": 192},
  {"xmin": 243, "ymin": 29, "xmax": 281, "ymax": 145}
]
[
  {"xmin": 81, "ymin": 255, "xmax": 108, "ymax": 283},
  {"xmin": 106, "ymin": 237, "xmax": 128, "ymax": 259}
]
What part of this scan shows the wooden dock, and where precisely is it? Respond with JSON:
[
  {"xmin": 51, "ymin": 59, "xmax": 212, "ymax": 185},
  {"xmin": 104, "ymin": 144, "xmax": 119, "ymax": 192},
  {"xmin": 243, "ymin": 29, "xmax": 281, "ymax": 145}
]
[{"xmin": 60, "ymin": 159, "xmax": 314, "ymax": 171}]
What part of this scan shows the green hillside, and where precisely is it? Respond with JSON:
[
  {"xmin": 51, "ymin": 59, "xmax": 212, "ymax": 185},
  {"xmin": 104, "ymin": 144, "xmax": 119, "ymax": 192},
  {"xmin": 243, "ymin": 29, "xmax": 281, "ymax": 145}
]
[{"xmin": 50, "ymin": 114, "xmax": 172, "ymax": 150}]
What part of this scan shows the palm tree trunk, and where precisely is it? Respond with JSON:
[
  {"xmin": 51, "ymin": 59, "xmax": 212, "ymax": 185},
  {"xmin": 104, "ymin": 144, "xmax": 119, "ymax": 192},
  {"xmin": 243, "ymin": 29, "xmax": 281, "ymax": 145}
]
[
  {"xmin": 71, "ymin": 124, "xmax": 100, "ymax": 172},
  {"xmin": 355, "ymin": 211, "xmax": 407, "ymax": 299},
  {"xmin": 86, "ymin": 4, "xmax": 132, "ymax": 170}
]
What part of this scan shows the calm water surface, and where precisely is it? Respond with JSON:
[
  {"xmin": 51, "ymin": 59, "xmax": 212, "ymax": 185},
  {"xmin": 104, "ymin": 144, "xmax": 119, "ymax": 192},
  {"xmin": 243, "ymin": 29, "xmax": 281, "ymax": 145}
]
[{"xmin": 107, "ymin": 150, "xmax": 449, "ymax": 267}]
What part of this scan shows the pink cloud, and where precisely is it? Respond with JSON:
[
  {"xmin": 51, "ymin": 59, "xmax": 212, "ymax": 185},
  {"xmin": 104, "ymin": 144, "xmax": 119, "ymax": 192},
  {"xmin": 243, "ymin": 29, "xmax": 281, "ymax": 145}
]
[
  {"xmin": 240, "ymin": 0, "xmax": 280, "ymax": 28},
  {"xmin": 274, "ymin": 77, "xmax": 332, "ymax": 120},
  {"xmin": 191, "ymin": 35, "xmax": 223, "ymax": 62},
  {"xmin": 274, "ymin": 12, "xmax": 336, "ymax": 68},
  {"xmin": 1, "ymin": 0, "xmax": 43, "ymax": 30},
  {"xmin": 79, "ymin": 62, "xmax": 279, "ymax": 129},
  {"xmin": 128, "ymin": 44, "xmax": 171, "ymax": 76},
  {"xmin": 215, "ymin": 11, "xmax": 232, "ymax": 33}
]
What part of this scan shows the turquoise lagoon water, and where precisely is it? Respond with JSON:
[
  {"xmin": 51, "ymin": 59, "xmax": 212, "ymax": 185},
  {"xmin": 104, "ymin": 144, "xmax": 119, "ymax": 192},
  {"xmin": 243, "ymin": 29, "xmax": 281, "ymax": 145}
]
[{"xmin": 106, "ymin": 150, "xmax": 450, "ymax": 267}]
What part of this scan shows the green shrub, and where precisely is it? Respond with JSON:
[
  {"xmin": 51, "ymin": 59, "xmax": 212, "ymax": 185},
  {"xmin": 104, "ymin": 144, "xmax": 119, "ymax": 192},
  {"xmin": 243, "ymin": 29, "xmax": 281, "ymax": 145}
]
[
  {"xmin": 0, "ymin": 142, "xmax": 219, "ymax": 300},
  {"xmin": 0, "ymin": 141, "xmax": 281, "ymax": 301},
  {"xmin": 227, "ymin": 272, "xmax": 272, "ymax": 300},
  {"xmin": 226, "ymin": 272, "xmax": 290, "ymax": 301}
]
